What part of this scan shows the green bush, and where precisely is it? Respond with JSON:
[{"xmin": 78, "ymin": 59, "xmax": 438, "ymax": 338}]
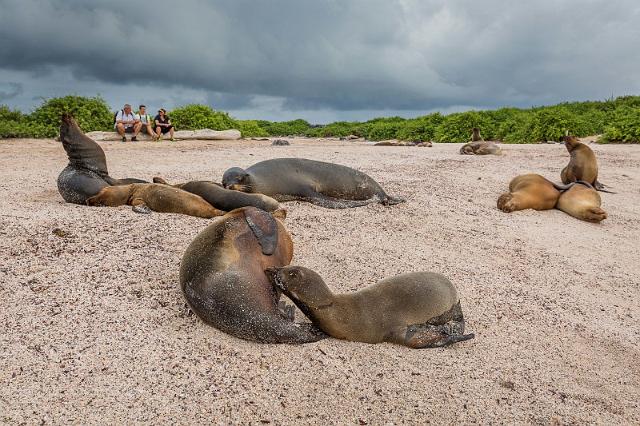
[
  {"xmin": 236, "ymin": 120, "xmax": 269, "ymax": 137},
  {"xmin": 396, "ymin": 113, "xmax": 444, "ymax": 142},
  {"xmin": 27, "ymin": 95, "xmax": 113, "ymax": 137},
  {"xmin": 600, "ymin": 107, "xmax": 640, "ymax": 143},
  {"xmin": 434, "ymin": 111, "xmax": 492, "ymax": 142},
  {"xmin": 168, "ymin": 104, "xmax": 238, "ymax": 131},
  {"xmin": 258, "ymin": 119, "xmax": 312, "ymax": 136}
]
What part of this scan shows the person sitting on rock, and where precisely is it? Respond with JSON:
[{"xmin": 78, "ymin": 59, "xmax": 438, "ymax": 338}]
[
  {"xmin": 136, "ymin": 105, "xmax": 157, "ymax": 141},
  {"xmin": 115, "ymin": 104, "xmax": 141, "ymax": 142},
  {"xmin": 154, "ymin": 108, "xmax": 175, "ymax": 141}
]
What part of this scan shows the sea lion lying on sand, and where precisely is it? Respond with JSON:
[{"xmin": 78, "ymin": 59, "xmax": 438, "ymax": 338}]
[
  {"xmin": 556, "ymin": 182, "xmax": 607, "ymax": 223},
  {"xmin": 222, "ymin": 158, "xmax": 404, "ymax": 209},
  {"xmin": 265, "ymin": 266, "xmax": 474, "ymax": 348},
  {"xmin": 180, "ymin": 207, "xmax": 325, "ymax": 343},
  {"xmin": 86, "ymin": 183, "xmax": 225, "ymax": 218},
  {"xmin": 561, "ymin": 135, "xmax": 613, "ymax": 192},
  {"xmin": 153, "ymin": 177, "xmax": 280, "ymax": 212},
  {"xmin": 57, "ymin": 114, "xmax": 146, "ymax": 204},
  {"xmin": 497, "ymin": 174, "xmax": 560, "ymax": 213}
]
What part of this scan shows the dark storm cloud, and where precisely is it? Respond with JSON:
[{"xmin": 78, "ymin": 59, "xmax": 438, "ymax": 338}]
[
  {"xmin": 0, "ymin": 82, "xmax": 23, "ymax": 102},
  {"xmin": 0, "ymin": 0, "xmax": 639, "ymax": 116}
]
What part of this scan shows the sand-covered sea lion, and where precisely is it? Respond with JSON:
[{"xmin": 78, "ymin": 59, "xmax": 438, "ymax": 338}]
[
  {"xmin": 460, "ymin": 141, "xmax": 502, "ymax": 155},
  {"xmin": 180, "ymin": 207, "xmax": 325, "ymax": 343},
  {"xmin": 222, "ymin": 158, "xmax": 404, "ymax": 209},
  {"xmin": 497, "ymin": 174, "xmax": 560, "ymax": 212},
  {"xmin": 265, "ymin": 266, "xmax": 474, "ymax": 348},
  {"xmin": 57, "ymin": 114, "xmax": 146, "ymax": 204},
  {"xmin": 152, "ymin": 177, "xmax": 280, "ymax": 212},
  {"xmin": 86, "ymin": 183, "xmax": 225, "ymax": 218},
  {"xmin": 561, "ymin": 135, "xmax": 612, "ymax": 192},
  {"xmin": 556, "ymin": 182, "xmax": 607, "ymax": 223}
]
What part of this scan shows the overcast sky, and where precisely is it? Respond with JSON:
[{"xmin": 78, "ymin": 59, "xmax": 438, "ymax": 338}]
[{"xmin": 1, "ymin": 0, "xmax": 639, "ymax": 123}]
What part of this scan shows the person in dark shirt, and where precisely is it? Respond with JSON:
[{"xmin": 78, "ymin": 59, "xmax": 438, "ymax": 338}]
[{"xmin": 154, "ymin": 108, "xmax": 175, "ymax": 141}]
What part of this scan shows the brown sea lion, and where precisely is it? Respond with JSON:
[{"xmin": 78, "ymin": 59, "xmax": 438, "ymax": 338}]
[
  {"xmin": 86, "ymin": 183, "xmax": 225, "ymax": 218},
  {"xmin": 460, "ymin": 141, "xmax": 502, "ymax": 155},
  {"xmin": 152, "ymin": 177, "xmax": 280, "ymax": 212},
  {"xmin": 497, "ymin": 174, "xmax": 560, "ymax": 212},
  {"xmin": 471, "ymin": 127, "xmax": 483, "ymax": 142},
  {"xmin": 265, "ymin": 266, "xmax": 474, "ymax": 348},
  {"xmin": 57, "ymin": 114, "xmax": 147, "ymax": 204},
  {"xmin": 180, "ymin": 207, "xmax": 325, "ymax": 343},
  {"xmin": 556, "ymin": 182, "xmax": 607, "ymax": 223},
  {"xmin": 222, "ymin": 158, "xmax": 404, "ymax": 209},
  {"xmin": 561, "ymin": 135, "xmax": 612, "ymax": 192}
]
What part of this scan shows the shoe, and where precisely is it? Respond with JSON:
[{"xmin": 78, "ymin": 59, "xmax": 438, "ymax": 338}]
[
  {"xmin": 121, "ymin": 136, "xmax": 126, "ymax": 142},
  {"xmin": 131, "ymin": 136, "xmax": 138, "ymax": 142},
  {"xmin": 170, "ymin": 137, "xmax": 175, "ymax": 142}
]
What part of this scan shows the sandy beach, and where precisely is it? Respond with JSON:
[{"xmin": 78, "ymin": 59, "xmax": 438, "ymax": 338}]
[{"xmin": 1, "ymin": 137, "xmax": 639, "ymax": 424}]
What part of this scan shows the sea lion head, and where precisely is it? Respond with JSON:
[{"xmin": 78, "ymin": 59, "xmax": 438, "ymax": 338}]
[
  {"xmin": 561, "ymin": 135, "xmax": 580, "ymax": 152},
  {"xmin": 264, "ymin": 266, "xmax": 334, "ymax": 311},
  {"xmin": 222, "ymin": 167, "xmax": 253, "ymax": 192}
]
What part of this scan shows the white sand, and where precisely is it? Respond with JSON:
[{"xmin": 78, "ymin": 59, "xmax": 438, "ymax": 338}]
[{"xmin": 1, "ymin": 137, "xmax": 639, "ymax": 424}]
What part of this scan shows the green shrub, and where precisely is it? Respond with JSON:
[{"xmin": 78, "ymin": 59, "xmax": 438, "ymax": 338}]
[
  {"xmin": 236, "ymin": 120, "xmax": 269, "ymax": 137},
  {"xmin": 397, "ymin": 113, "xmax": 444, "ymax": 142},
  {"xmin": 434, "ymin": 111, "xmax": 492, "ymax": 142},
  {"xmin": 28, "ymin": 95, "xmax": 113, "ymax": 137},
  {"xmin": 259, "ymin": 119, "xmax": 312, "ymax": 136},
  {"xmin": 600, "ymin": 107, "xmax": 640, "ymax": 143},
  {"xmin": 169, "ymin": 104, "xmax": 238, "ymax": 130}
]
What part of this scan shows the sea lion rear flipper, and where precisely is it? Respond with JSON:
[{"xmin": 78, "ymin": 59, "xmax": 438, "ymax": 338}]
[
  {"xmin": 594, "ymin": 180, "xmax": 616, "ymax": 194},
  {"xmin": 244, "ymin": 208, "xmax": 278, "ymax": 255}
]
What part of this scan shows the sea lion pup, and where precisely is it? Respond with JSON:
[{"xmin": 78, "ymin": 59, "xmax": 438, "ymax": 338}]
[
  {"xmin": 265, "ymin": 266, "xmax": 474, "ymax": 348},
  {"xmin": 221, "ymin": 158, "xmax": 404, "ymax": 209},
  {"xmin": 86, "ymin": 183, "xmax": 225, "ymax": 218},
  {"xmin": 57, "ymin": 114, "xmax": 146, "ymax": 204},
  {"xmin": 497, "ymin": 174, "xmax": 560, "ymax": 212},
  {"xmin": 152, "ymin": 177, "xmax": 280, "ymax": 212},
  {"xmin": 556, "ymin": 182, "xmax": 607, "ymax": 223},
  {"xmin": 561, "ymin": 135, "xmax": 613, "ymax": 192},
  {"xmin": 180, "ymin": 207, "xmax": 325, "ymax": 343}
]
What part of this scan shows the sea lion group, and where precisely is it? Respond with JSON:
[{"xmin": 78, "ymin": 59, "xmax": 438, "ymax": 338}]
[{"xmin": 55, "ymin": 117, "xmax": 613, "ymax": 348}]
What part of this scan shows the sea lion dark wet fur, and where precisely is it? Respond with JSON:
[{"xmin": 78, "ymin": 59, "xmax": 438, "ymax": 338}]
[
  {"xmin": 222, "ymin": 158, "xmax": 404, "ymax": 209},
  {"xmin": 180, "ymin": 207, "xmax": 325, "ymax": 344},
  {"xmin": 561, "ymin": 135, "xmax": 613, "ymax": 192},
  {"xmin": 86, "ymin": 183, "xmax": 225, "ymax": 218},
  {"xmin": 152, "ymin": 177, "xmax": 280, "ymax": 212},
  {"xmin": 266, "ymin": 266, "xmax": 474, "ymax": 348},
  {"xmin": 57, "ymin": 114, "xmax": 146, "ymax": 204}
]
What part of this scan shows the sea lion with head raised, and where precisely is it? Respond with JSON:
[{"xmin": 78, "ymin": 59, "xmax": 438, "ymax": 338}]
[
  {"xmin": 57, "ymin": 114, "xmax": 147, "ymax": 204},
  {"xmin": 265, "ymin": 266, "xmax": 474, "ymax": 348},
  {"xmin": 86, "ymin": 183, "xmax": 225, "ymax": 218},
  {"xmin": 561, "ymin": 135, "xmax": 612, "ymax": 192},
  {"xmin": 222, "ymin": 158, "xmax": 404, "ymax": 209},
  {"xmin": 556, "ymin": 182, "xmax": 607, "ymax": 223},
  {"xmin": 497, "ymin": 174, "xmax": 560, "ymax": 213},
  {"xmin": 152, "ymin": 177, "xmax": 280, "ymax": 212},
  {"xmin": 180, "ymin": 207, "xmax": 325, "ymax": 343}
]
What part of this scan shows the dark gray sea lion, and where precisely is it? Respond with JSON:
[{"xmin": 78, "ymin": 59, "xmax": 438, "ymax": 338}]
[
  {"xmin": 561, "ymin": 135, "xmax": 613, "ymax": 193},
  {"xmin": 152, "ymin": 177, "xmax": 280, "ymax": 212},
  {"xmin": 57, "ymin": 114, "xmax": 146, "ymax": 204},
  {"xmin": 86, "ymin": 183, "xmax": 226, "ymax": 218},
  {"xmin": 221, "ymin": 158, "xmax": 404, "ymax": 209},
  {"xmin": 265, "ymin": 266, "xmax": 474, "ymax": 348},
  {"xmin": 180, "ymin": 207, "xmax": 325, "ymax": 343}
]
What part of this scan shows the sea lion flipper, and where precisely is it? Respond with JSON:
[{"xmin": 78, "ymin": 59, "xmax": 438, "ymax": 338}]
[
  {"xmin": 305, "ymin": 193, "xmax": 375, "ymax": 209},
  {"xmin": 404, "ymin": 323, "xmax": 474, "ymax": 348},
  {"xmin": 594, "ymin": 180, "xmax": 616, "ymax": 194},
  {"xmin": 244, "ymin": 208, "xmax": 278, "ymax": 255},
  {"xmin": 132, "ymin": 201, "xmax": 152, "ymax": 214},
  {"xmin": 153, "ymin": 176, "xmax": 170, "ymax": 185}
]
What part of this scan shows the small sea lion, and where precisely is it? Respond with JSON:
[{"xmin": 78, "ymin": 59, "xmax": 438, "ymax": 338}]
[
  {"xmin": 180, "ymin": 207, "xmax": 325, "ymax": 343},
  {"xmin": 460, "ymin": 141, "xmax": 502, "ymax": 155},
  {"xmin": 222, "ymin": 158, "xmax": 404, "ymax": 209},
  {"xmin": 86, "ymin": 183, "xmax": 225, "ymax": 218},
  {"xmin": 556, "ymin": 182, "xmax": 607, "ymax": 223},
  {"xmin": 152, "ymin": 177, "xmax": 280, "ymax": 212},
  {"xmin": 265, "ymin": 266, "xmax": 474, "ymax": 348},
  {"xmin": 272, "ymin": 139, "xmax": 290, "ymax": 146},
  {"xmin": 57, "ymin": 114, "xmax": 147, "ymax": 204},
  {"xmin": 497, "ymin": 174, "xmax": 560, "ymax": 212},
  {"xmin": 561, "ymin": 135, "xmax": 612, "ymax": 192}
]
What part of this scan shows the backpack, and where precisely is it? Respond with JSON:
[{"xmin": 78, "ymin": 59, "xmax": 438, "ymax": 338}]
[{"xmin": 113, "ymin": 110, "xmax": 124, "ymax": 125}]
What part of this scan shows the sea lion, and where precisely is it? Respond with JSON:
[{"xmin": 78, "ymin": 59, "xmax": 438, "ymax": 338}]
[
  {"xmin": 180, "ymin": 207, "xmax": 325, "ymax": 343},
  {"xmin": 152, "ymin": 177, "xmax": 281, "ymax": 212},
  {"xmin": 265, "ymin": 266, "xmax": 474, "ymax": 348},
  {"xmin": 497, "ymin": 174, "xmax": 560, "ymax": 212},
  {"xmin": 460, "ymin": 141, "xmax": 502, "ymax": 155},
  {"xmin": 561, "ymin": 135, "xmax": 612, "ymax": 192},
  {"xmin": 57, "ymin": 114, "xmax": 147, "ymax": 204},
  {"xmin": 86, "ymin": 183, "xmax": 225, "ymax": 218},
  {"xmin": 222, "ymin": 158, "xmax": 404, "ymax": 209},
  {"xmin": 471, "ymin": 127, "xmax": 483, "ymax": 142},
  {"xmin": 556, "ymin": 182, "xmax": 607, "ymax": 223}
]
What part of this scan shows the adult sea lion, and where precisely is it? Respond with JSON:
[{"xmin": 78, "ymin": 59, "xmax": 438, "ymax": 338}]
[
  {"xmin": 222, "ymin": 158, "xmax": 404, "ymax": 209},
  {"xmin": 556, "ymin": 182, "xmax": 607, "ymax": 223},
  {"xmin": 152, "ymin": 177, "xmax": 280, "ymax": 212},
  {"xmin": 471, "ymin": 127, "xmax": 483, "ymax": 142},
  {"xmin": 86, "ymin": 183, "xmax": 225, "ymax": 218},
  {"xmin": 265, "ymin": 266, "xmax": 474, "ymax": 348},
  {"xmin": 497, "ymin": 174, "xmax": 560, "ymax": 212},
  {"xmin": 460, "ymin": 141, "xmax": 502, "ymax": 155},
  {"xmin": 561, "ymin": 135, "xmax": 613, "ymax": 192},
  {"xmin": 180, "ymin": 207, "xmax": 325, "ymax": 343},
  {"xmin": 57, "ymin": 114, "xmax": 147, "ymax": 204}
]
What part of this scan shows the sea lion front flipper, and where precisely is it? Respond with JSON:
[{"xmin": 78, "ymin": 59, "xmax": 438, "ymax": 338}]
[
  {"xmin": 152, "ymin": 176, "xmax": 170, "ymax": 185},
  {"xmin": 304, "ymin": 192, "xmax": 375, "ymax": 209},
  {"xmin": 404, "ymin": 323, "xmax": 475, "ymax": 348},
  {"xmin": 131, "ymin": 200, "xmax": 152, "ymax": 214},
  {"xmin": 104, "ymin": 176, "xmax": 149, "ymax": 186},
  {"xmin": 244, "ymin": 208, "xmax": 278, "ymax": 255}
]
